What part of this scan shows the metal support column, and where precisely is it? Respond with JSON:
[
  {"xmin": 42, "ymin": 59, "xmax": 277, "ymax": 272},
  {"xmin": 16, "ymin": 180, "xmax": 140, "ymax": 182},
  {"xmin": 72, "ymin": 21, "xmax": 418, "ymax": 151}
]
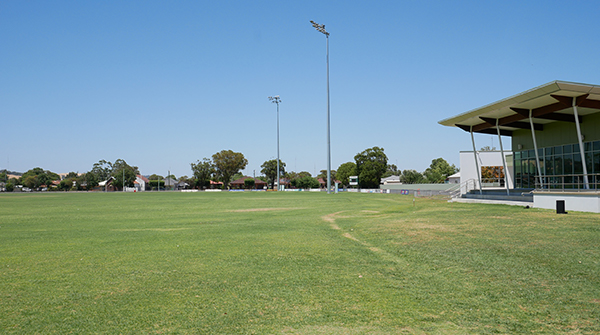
[
  {"xmin": 496, "ymin": 119, "xmax": 510, "ymax": 196},
  {"xmin": 529, "ymin": 109, "xmax": 544, "ymax": 188},
  {"xmin": 573, "ymin": 97, "xmax": 589, "ymax": 189},
  {"xmin": 470, "ymin": 126, "xmax": 483, "ymax": 195}
]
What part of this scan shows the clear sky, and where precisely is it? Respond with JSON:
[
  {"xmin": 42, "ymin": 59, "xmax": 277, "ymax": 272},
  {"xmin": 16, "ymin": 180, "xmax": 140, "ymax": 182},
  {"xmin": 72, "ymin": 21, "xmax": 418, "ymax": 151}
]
[{"xmin": 2, "ymin": 0, "xmax": 600, "ymax": 178}]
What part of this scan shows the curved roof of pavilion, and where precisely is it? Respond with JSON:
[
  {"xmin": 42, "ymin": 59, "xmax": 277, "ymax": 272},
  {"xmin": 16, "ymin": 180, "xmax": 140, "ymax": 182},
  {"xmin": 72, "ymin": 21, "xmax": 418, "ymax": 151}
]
[{"xmin": 438, "ymin": 81, "xmax": 600, "ymax": 136}]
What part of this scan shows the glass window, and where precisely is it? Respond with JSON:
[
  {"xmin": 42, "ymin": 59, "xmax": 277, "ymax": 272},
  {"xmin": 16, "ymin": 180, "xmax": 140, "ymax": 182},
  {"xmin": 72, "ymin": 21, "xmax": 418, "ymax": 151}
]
[
  {"xmin": 554, "ymin": 155, "xmax": 563, "ymax": 175},
  {"xmin": 555, "ymin": 145, "xmax": 563, "ymax": 155},
  {"xmin": 594, "ymin": 152, "xmax": 600, "ymax": 174},
  {"xmin": 514, "ymin": 159, "xmax": 522, "ymax": 177},
  {"xmin": 521, "ymin": 150, "xmax": 528, "ymax": 159},
  {"xmin": 574, "ymin": 154, "xmax": 583, "ymax": 174},
  {"xmin": 545, "ymin": 156, "xmax": 553, "ymax": 175},
  {"xmin": 528, "ymin": 159, "xmax": 537, "ymax": 175},
  {"xmin": 584, "ymin": 142, "xmax": 592, "ymax": 152},
  {"xmin": 545, "ymin": 147, "xmax": 553, "ymax": 156},
  {"xmin": 574, "ymin": 143, "xmax": 580, "ymax": 154},
  {"xmin": 564, "ymin": 144, "xmax": 572, "ymax": 154},
  {"xmin": 594, "ymin": 141, "xmax": 600, "ymax": 151},
  {"xmin": 586, "ymin": 153, "xmax": 593, "ymax": 175},
  {"xmin": 564, "ymin": 154, "xmax": 574, "ymax": 175},
  {"xmin": 515, "ymin": 151, "xmax": 521, "ymax": 160}
]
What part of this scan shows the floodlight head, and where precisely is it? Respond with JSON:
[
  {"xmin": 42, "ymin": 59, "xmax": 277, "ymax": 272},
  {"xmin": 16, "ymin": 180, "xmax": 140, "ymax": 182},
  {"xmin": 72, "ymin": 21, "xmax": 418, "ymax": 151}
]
[
  {"xmin": 310, "ymin": 20, "xmax": 329, "ymax": 36},
  {"xmin": 268, "ymin": 96, "xmax": 281, "ymax": 104}
]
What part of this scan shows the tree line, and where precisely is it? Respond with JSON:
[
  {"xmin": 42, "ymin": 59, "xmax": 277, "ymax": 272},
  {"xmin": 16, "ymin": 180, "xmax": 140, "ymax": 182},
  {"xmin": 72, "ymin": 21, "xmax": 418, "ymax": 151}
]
[{"xmin": 1, "ymin": 147, "xmax": 457, "ymax": 192}]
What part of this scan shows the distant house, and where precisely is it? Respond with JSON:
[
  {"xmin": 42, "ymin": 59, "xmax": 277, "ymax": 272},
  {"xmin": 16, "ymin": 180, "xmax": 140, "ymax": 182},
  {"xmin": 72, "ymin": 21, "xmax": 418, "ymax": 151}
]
[
  {"xmin": 381, "ymin": 175, "xmax": 401, "ymax": 185},
  {"xmin": 135, "ymin": 175, "xmax": 149, "ymax": 191},
  {"xmin": 97, "ymin": 176, "xmax": 116, "ymax": 192},
  {"xmin": 163, "ymin": 177, "xmax": 177, "ymax": 190},
  {"xmin": 276, "ymin": 178, "xmax": 291, "ymax": 189},
  {"xmin": 447, "ymin": 172, "xmax": 460, "ymax": 184},
  {"xmin": 318, "ymin": 178, "xmax": 341, "ymax": 189},
  {"xmin": 176, "ymin": 180, "xmax": 189, "ymax": 190},
  {"xmin": 209, "ymin": 180, "xmax": 223, "ymax": 189},
  {"xmin": 230, "ymin": 176, "xmax": 267, "ymax": 189}
]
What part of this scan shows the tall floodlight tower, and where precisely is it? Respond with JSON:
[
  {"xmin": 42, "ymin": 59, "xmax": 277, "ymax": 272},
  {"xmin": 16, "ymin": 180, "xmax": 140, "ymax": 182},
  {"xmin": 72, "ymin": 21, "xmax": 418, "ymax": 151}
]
[
  {"xmin": 310, "ymin": 20, "xmax": 331, "ymax": 194},
  {"xmin": 268, "ymin": 95, "xmax": 281, "ymax": 191}
]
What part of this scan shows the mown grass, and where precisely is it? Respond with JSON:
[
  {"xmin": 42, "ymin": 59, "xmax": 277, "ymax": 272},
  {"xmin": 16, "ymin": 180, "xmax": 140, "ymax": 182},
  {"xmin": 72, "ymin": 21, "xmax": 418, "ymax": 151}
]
[{"xmin": 0, "ymin": 192, "xmax": 598, "ymax": 334}]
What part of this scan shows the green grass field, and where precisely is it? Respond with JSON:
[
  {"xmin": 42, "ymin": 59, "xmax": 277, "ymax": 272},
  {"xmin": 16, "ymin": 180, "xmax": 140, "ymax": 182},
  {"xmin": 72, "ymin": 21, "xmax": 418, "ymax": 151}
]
[{"xmin": 1, "ymin": 191, "xmax": 599, "ymax": 334}]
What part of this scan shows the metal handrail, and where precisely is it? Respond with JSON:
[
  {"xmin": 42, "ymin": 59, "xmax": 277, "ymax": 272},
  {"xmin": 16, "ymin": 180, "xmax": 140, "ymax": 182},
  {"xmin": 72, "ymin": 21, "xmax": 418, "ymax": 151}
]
[
  {"xmin": 445, "ymin": 178, "xmax": 478, "ymax": 198},
  {"xmin": 532, "ymin": 173, "xmax": 600, "ymax": 192}
]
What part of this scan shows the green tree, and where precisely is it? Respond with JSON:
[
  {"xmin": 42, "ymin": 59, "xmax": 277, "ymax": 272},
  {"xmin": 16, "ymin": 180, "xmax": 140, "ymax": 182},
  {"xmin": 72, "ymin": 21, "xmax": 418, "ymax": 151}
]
[
  {"xmin": 22, "ymin": 175, "xmax": 37, "ymax": 189},
  {"xmin": 20, "ymin": 168, "xmax": 59, "ymax": 188},
  {"xmin": 291, "ymin": 175, "xmax": 320, "ymax": 189},
  {"xmin": 231, "ymin": 172, "xmax": 244, "ymax": 182},
  {"xmin": 244, "ymin": 178, "xmax": 255, "ymax": 189},
  {"xmin": 112, "ymin": 159, "xmax": 139, "ymax": 190},
  {"xmin": 382, "ymin": 164, "xmax": 400, "ymax": 178},
  {"xmin": 84, "ymin": 172, "xmax": 98, "ymax": 190},
  {"xmin": 212, "ymin": 150, "xmax": 248, "ymax": 189},
  {"xmin": 59, "ymin": 178, "xmax": 74, "ymax": 191},
  {"xmin": 190, "ymin": 158, "xmax": 215, "ymax": 189},
  {"xmin": 148, "ymin": 180, "xmax": 165, "ymax": 190},
  {"xmin": 354, "ymin": 146, "xmax": 388, "ymax": 188},
  {"xmin": 317, "ymin": 169, "xmax": 337, "ymax": 185},
  {"xmin": 400, "ymin": 169, "xmax": 426, "ymax": 184},
  {"xmin": 423, "ymin": 158, "xmax": 458, "ymax": 183},
  {"xmin": 261, "ymin": 159, "xmax": 286, "ymax": 189},
  {"xmin": 336, "ymin": 162, "xmax": 357, "ymax": 187},
  {"xmin": 65, "ymin": 172, "xmax": 79, "ymax": 179},
  {"xmin": 91, "ymin": 160, "xmax": 113, "ymax": 181}
]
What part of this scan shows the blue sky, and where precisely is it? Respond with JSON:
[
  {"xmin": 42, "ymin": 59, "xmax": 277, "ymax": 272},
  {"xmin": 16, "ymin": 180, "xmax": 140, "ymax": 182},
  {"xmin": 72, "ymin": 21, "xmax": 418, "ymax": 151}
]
[{"xmin": 2, "ymin": 0, "xmax": 600, "ymax": 178}]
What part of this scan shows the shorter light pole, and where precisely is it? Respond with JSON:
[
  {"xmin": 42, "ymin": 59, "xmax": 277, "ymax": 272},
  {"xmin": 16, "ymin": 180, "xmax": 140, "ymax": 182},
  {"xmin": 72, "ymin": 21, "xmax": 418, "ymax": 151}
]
[{"xmin": 269, "ymin": 95, "xmax": 281, "ymax": 191}]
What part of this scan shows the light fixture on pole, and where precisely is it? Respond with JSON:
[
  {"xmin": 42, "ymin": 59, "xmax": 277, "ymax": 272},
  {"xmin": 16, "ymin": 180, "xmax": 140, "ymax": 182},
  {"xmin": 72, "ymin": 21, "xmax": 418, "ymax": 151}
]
[
  {"xmin": 310, "ymin": 20, "xmax": 331, "ymax": 194},
  {"xmin": 268, "ymin": 95, "xmax": 281, "ymax": 191}
]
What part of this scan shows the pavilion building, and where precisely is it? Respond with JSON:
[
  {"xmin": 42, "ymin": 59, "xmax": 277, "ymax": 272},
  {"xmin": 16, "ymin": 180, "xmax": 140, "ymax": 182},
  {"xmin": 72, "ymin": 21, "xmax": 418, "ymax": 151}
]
[{"xmin": 439, "ymin": 80, "xmax": 600, "ymax": 213}]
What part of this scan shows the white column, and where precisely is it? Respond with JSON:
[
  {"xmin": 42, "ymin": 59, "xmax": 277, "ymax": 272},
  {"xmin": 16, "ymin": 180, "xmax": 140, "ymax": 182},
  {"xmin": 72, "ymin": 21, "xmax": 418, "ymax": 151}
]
[
  {"xmin": 496, "ymin": 119, "xmax": 510, "ymax": 196},
  {"xmin": 529, "ymin": 109, "xmax": 544, "ymax": 188},
  {"xmin": 470, "ymin": 126, "xmax": 483, "ymax": 195},
  {"xmin": 573, "ymin": 97, "xmax": 589, "ymax": 189}
]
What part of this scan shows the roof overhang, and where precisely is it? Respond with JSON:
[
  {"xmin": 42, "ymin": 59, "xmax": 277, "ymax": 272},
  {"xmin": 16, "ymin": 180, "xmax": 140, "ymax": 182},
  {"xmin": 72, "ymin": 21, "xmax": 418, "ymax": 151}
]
[{"xmin": 438, "ymin": 80, "xmax": 600, "ymax": 136}]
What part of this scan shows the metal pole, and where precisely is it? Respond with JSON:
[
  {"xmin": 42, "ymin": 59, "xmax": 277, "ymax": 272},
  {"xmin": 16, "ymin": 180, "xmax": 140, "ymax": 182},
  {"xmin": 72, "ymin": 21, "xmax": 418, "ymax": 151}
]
[
  {"xmin": 326, "ymin": 32, "xmax": 331, "ymax": 194},
  {"xmin": 269, "ymin": 96, "xmax": 281, "ymax": 191},
  {"xmin": 573, "ymin": 97, "xmax": 589, "ymax": 189},
  {"xmin": 310, "ymin": 20, "xmax": 331, "ymax": 194},
  {"xmin": 496, "ymin": 119, "xmax": 510, "ymax": 196},
  {"xmin": 277, "ymin": 101, "xmax": 280, "ymax": 191},
  {"xmin": 529, "ymin": 109, "xmax": 544, "ymax": 188},
  {"xmin": 470, "ymin": 127, "xmax": 483, "ymax": 195}
]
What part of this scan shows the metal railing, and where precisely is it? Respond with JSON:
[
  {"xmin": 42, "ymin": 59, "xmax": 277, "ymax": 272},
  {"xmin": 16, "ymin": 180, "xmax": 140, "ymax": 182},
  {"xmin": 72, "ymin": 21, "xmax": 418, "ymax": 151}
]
[
  {"xmin": 532, "ymin": 173, "xmax": 600, "ymax": 191},
  {"xmin": 446, "ymin": 178, "xmax": 478, "ymax": 199}
]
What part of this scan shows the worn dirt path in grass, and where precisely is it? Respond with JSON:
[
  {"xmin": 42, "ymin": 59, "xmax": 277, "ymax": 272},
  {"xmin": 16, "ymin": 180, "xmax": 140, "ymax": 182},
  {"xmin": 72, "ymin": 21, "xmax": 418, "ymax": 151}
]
[{"xmin": 321, "ymin": 211, "xmax": 398, "ymax": 259}]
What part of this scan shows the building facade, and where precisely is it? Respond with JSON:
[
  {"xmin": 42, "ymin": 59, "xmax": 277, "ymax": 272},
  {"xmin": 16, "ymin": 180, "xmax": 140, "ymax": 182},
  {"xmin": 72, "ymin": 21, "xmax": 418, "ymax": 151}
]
[{"xmin": 439, "ymin": 80, "xmax": 600, "ymax": 212}]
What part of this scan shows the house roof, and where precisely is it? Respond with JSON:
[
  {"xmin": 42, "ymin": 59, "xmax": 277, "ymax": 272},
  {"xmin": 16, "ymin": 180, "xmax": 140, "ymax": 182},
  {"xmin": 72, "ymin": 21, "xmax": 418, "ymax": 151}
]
[
  {"xmin": 230, "ymin": 176, "xmax": 267, "ymax": 185},
  {"xmin": 448, "ymin": 172, "xmax": 460, "ymax": 179},
  {"xmin": 137, "ymin": 175, "xmax": 149, "ymax": 183},
  {"xmin": 163, "ymin": 177, "xmax": 177, "ymax": 186},
  {"xmin": 438, "ymin": 80, "xmax": 600, "ymax": 136},
  {"xmin": 318, "ymin": 178, "xmax": 341, "ymax": 184}
]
